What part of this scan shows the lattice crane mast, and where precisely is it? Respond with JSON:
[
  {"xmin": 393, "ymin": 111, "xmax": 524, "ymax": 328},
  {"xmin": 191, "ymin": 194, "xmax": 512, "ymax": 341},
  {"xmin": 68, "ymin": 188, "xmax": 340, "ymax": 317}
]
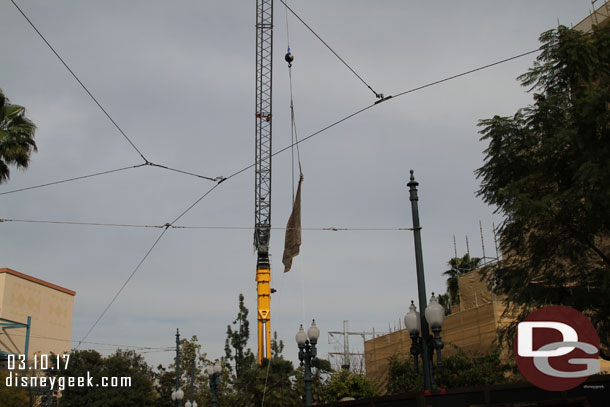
[{"xmin": 254, "ymin": 0, "xmax": 273, "ymax": 365}]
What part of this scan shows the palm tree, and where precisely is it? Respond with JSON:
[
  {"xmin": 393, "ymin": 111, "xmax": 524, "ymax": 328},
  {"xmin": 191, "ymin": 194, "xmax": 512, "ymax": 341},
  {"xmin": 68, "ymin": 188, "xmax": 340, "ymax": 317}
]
[
  {"xmin": 442, "ymin": 253, "xmax": 482, "ymax": 306},
  {"xmin": 0, "ymin": 89, "xmax": 37, "ymax": 184}
]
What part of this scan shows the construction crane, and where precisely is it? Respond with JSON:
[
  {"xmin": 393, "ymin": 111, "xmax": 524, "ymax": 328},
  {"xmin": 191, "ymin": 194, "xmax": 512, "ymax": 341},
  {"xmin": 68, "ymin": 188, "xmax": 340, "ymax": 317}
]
[{"xmin": 254, "ymin": 0, "xmax": 274, "ymax": 364}]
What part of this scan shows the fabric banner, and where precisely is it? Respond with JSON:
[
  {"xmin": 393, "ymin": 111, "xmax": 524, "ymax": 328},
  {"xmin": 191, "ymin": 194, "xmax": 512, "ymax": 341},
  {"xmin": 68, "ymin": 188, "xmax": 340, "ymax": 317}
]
[{"xmin": 282, "ymin": 176, "xmax": 303, "ymax": 272}]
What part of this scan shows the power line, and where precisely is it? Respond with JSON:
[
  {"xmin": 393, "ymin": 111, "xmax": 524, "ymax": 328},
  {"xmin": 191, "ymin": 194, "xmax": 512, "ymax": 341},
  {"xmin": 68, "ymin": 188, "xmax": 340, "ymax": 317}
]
[
  {"xmin": 0, "ymin": 218, "xmax": 165, "ymax": 229},
  {"xmin": 9, "ymin": 0, "xmax": 148, "ymax": 163},
  {"xmin": 133, "ymin": 46, "xmax": 547, "ymax": 225},
  {"xmin": 169, "ymin": 182, "xmax": 224, "ymax": 225},
  {"xmin": 8, "ymin": 1, "xmax": 225, "ymax": 186},
  {"xmin": 6, "ymin": 332, "xmax": 171, "ymax": 351},
  {"xmin": 146, "ymin": 163, "xmax": 225, "ymax": 182},
  {"xmin": 75, "ymin": 226, "xmax": 170, "ymax": 349},
  {"xmin": 0, "ymin": 164, "xmax": 147, "ymax": 196},
  {"xmin": 0, "ymin": 163, "xmax": 223, "ymax": 197},
  {"xmin": 0, "ymin": 218, "xmax": 412, "ymax": 231},
  {"xmin": 392, "ymin": 49, "xmax": 541, "ymax": 99},
  {"xmin": 278, "ymin": 0, "xmax": 382, "ymax": 99},
  {"xmin": 71, "ymin": 37, "xmax": 554, "ymax": 347}
]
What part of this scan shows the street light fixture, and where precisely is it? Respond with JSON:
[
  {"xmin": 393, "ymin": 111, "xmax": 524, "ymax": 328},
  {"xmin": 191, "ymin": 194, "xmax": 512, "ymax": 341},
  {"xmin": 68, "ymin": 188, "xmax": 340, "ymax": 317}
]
[
  {"xmin": 207, "ymin": 362, "xmax": 222, "ymax": 407},
  {"xmin": 405, "ymin": 170, "xmax": 445, "ymax": 391},
  {"xmin": 185, "ymin": 356, "xmax": 198, "ymax": 407},
  {"xmin": 171, "ymin": 389, "xmax": 184, "ymax": 403},
  {"xmin": 425, "ymin": 293, "xmax": 446, "ymax": 366},
  {"xmin": 296, "ymin": 320, "xmax": 319, "ymax": 407},
  {"xmin": 404, "ymin": 294, "xmax": 445, "ymax": 382},
  {"xmin": 171, "ymin": 329, "xmax": 184, "ymax": 407}
]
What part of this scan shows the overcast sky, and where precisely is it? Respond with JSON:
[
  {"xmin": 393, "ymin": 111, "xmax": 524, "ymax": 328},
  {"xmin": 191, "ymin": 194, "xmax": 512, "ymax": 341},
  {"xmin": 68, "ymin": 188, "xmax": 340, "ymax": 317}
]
[{"xmin": 0, "ymin": 1, "xmax": 594, "ymax": 370}]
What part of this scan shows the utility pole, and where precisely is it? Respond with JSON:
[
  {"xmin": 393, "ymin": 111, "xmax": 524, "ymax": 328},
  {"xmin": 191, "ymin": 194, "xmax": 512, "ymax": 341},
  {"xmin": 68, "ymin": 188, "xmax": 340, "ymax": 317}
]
[{"xmin": 328, "ymin": 321, "xmax": 379, "ymax": 372}]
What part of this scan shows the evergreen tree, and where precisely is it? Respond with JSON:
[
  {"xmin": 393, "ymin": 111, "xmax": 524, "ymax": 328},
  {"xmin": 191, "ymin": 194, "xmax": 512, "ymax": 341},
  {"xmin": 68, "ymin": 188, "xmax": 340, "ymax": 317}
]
[
  {"xmin": 224, "ymin": 293, "xmax": 255, "ymax": 379},
  {"xmin": 475, "ymin": 26, "xmax": 610, "ymax": 358}
]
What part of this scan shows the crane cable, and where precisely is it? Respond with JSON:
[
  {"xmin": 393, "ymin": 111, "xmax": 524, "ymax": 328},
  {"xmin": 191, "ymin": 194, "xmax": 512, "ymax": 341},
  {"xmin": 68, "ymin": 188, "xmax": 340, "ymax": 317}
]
[
  {"xmin": 287, "ymin": 58, "xmax": 308, "ymax": 342},
  {"xmin": 284, "ymin": 18, "xmax": 308, "ymax": 333}
]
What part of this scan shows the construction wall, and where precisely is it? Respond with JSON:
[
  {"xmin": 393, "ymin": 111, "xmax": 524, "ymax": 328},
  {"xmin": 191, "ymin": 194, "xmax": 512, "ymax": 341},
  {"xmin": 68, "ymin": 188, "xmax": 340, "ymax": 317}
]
[
  {"xmin": 0, "ymin": 268, "xmax": 75, "ymax": 359},
  {"xmin": 573, "ymin": 0, "xmax": 610, "ymax": 33},
  {"xmin": 364, "ymin": 299, "xmax": 506, "ymax": 393}
]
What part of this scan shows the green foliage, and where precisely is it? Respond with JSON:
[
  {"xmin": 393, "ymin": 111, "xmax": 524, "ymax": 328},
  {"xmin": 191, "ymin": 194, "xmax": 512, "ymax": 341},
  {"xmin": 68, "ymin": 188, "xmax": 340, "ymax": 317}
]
[
  {"xmin": 227, "ymin": 357, "xmax": 299, "ymax": 407},
  {"xmin": 58, "ymin": 349, "xmax": 155, "ymax": 407},
  {"xmin": 152, "ymin": 364, "xmax": 175, "ymax": 407},
  {"xmin": 0, "ymin": 370, "xmax": 29, "ymax": 406},
  {"xmin": 387, "ymin": 347, "xmax": 511, "ymax": 394},
  {"xmin": 293, "ymin": 358, "xmax": 333, "ymax": 404},
  {"xmin": 475, "ymin": 26, "xmax": 610, "ymax": 358},
  {"xmin": 224, "ymin": 293, "xmax": 255, "ymax": 379},
  {"xmin": 270, "ymin": 331, "xmax": 284, "ymax": 359},
  {"xmin": 323, "ymin": 370, "xmax": 377, "ymax": 402},
  {"xmin": 434, "ymin": 348, "xmax": 511, "ymax": 389},
  {"xmin": 157, "ymin": 335, "xmax": 211, "ymax": 407},
  {"xmin": 0, "ymin": 88, "xmax": 37, "ymax": 183},
  {"xmin": 387, "ymin": 356, "xmax": 424, "ymax": 395}
]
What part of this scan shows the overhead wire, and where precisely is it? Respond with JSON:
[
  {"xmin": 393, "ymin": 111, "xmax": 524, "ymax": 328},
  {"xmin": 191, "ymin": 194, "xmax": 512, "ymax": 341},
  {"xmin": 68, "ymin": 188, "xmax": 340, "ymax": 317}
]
[
  {"xmin": 9, "ymin": 0, "xmax": 147, "ymax": 163},
  {"xmin": 8, "ymin": 0, "xmax": 225, "ymax": 187},
  {"xmin": 392, "ymin": 49, "xmax": 541, "ymax": 99},
  {"xmin": 146, "ymin": 163, "xmax": 224, "ymax": 182},
  {"xmin": 75, "ymin": 225, "xmax": 170, "ymax": 349},
  {"xmin": 0, "ymin": 218, "xmax": 412, "ymax": 231},
  {"xmin": 0, "ymin": 218, "xmax": 166, "ymax": 229},
  {"xmin": 0, "ymin": 164, "xmax": 147, "ymax": 196},
  {"xmin": 11, "ymin": 19, "xmax": 610, "ymax": 356},
  {"xmin": 6, "ymin": 332, "xmax": 171, "ymax": 351},
  {"xmin": 53, "ymin": 31, "xmax": 556, "ymax": 347},
  {"xmin": 5, "ymin": 47, "xmax": 551, "ymax": 231},
  {"xmin": 278, "ymin": 0, "xmax": 382, "ymax": 99}
]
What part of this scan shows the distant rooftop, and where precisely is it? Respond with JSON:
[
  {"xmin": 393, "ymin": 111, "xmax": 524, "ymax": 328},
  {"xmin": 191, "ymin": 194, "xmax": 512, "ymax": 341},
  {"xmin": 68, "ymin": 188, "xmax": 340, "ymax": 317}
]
[
  {"xmin": 0, "ymin": 267, "xmax": 76, "ymax": 296},
  {"xmin": 573, "ymin": 0, "xmax": 610, "ymax": 32}
]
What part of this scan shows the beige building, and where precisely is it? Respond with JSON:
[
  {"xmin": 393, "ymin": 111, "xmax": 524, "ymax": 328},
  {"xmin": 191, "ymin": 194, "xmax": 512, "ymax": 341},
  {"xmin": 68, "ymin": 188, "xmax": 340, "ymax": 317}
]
[
  {"xmin": 364, "ymin": 269, "xmax": 508, "ymax": 391},
  {"xmin": 0, "ymin": 268, "xmax": 75, "ymax": 360},
  {"xmin": 573, "ymin": 0, "xmax": 610, "ymax": 32},
  {"xmin": 365, "ymin": 266, "xmax": 610, "ymax": 391}
]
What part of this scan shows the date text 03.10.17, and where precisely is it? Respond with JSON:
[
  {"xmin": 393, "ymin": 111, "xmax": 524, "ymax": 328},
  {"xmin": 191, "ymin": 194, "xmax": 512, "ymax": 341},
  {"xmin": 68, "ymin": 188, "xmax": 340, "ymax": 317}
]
[{"xmin": 7, "ymin": 354, "xmax": 70, "ymax": 371}]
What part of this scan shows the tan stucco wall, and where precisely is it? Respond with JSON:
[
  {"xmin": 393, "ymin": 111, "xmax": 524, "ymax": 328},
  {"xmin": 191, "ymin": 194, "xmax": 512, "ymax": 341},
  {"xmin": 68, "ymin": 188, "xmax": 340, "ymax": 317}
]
[
  {"xmin": 573, "ymin": 0, "xmax": 610, "ymax": 33},
  {"xmin": 364, "ymin": 300, "xmax": 505, "ymax": 392},
  {"xmin": 0, "ymin": 271, "xmax": 74, "ymax": 359}
]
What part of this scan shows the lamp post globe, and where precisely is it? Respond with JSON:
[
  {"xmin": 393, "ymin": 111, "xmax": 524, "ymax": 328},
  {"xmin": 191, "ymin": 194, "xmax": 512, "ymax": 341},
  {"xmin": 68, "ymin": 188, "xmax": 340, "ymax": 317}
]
[
  {"xmin": 296, "ymin": 325, "xmax": 307, "ymax": 345},
  {"xmin": 307, "ymin": 320, "xmax": 320, "ymax": 341},
  {"xmin": 404, "ymin": 301, "xmax": 420, "ymax": 335},
  {"xmin": 425, "ymin": 293, "xmax": 445, "ymax": 329}
]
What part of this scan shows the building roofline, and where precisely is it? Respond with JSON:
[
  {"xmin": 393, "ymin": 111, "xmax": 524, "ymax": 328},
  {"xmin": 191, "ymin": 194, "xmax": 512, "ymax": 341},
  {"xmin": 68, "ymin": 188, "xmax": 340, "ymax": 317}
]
[{"xmin": 0, "ymin": 268, "xmax": 76, "ymax": 296}]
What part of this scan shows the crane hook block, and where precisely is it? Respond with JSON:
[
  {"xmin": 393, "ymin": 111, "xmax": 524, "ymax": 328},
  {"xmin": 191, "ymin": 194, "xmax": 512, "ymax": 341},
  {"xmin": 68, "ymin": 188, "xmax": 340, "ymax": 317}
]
[{"xmin": 285, "ymin": 48, "xmax": 294, "ymax": 67}]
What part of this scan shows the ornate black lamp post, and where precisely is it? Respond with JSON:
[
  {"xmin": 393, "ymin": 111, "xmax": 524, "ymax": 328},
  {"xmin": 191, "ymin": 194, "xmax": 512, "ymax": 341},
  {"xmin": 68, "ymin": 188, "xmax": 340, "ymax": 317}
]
[
  {"xmin": 207, "ymin": 363, "xmax": 221, "ymax": 407},
  {"xmin": 171, "ymin": 329, "xmax": 184, "ymax": 406},
  {"xmin": 296, "ymin": 320, "xmax": 320, "ymax": 407},
  {"xmin": 185, "ymin": 357, "xmax": 198, "ymax": 407},
  {"xmin": 405, "ymin": 170, "xmax": 445, "ymax": 391},
  {"xmin": 404, "ymin": 295, "xmax": 445, "ymax": 388}
]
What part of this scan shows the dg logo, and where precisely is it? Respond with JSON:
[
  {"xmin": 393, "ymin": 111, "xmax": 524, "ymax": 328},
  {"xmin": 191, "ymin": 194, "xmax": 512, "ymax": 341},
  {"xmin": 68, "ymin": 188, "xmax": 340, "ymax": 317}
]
[{"xmin": 513, "ymin": 305, "xmax": 600, "ymax": 391}]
